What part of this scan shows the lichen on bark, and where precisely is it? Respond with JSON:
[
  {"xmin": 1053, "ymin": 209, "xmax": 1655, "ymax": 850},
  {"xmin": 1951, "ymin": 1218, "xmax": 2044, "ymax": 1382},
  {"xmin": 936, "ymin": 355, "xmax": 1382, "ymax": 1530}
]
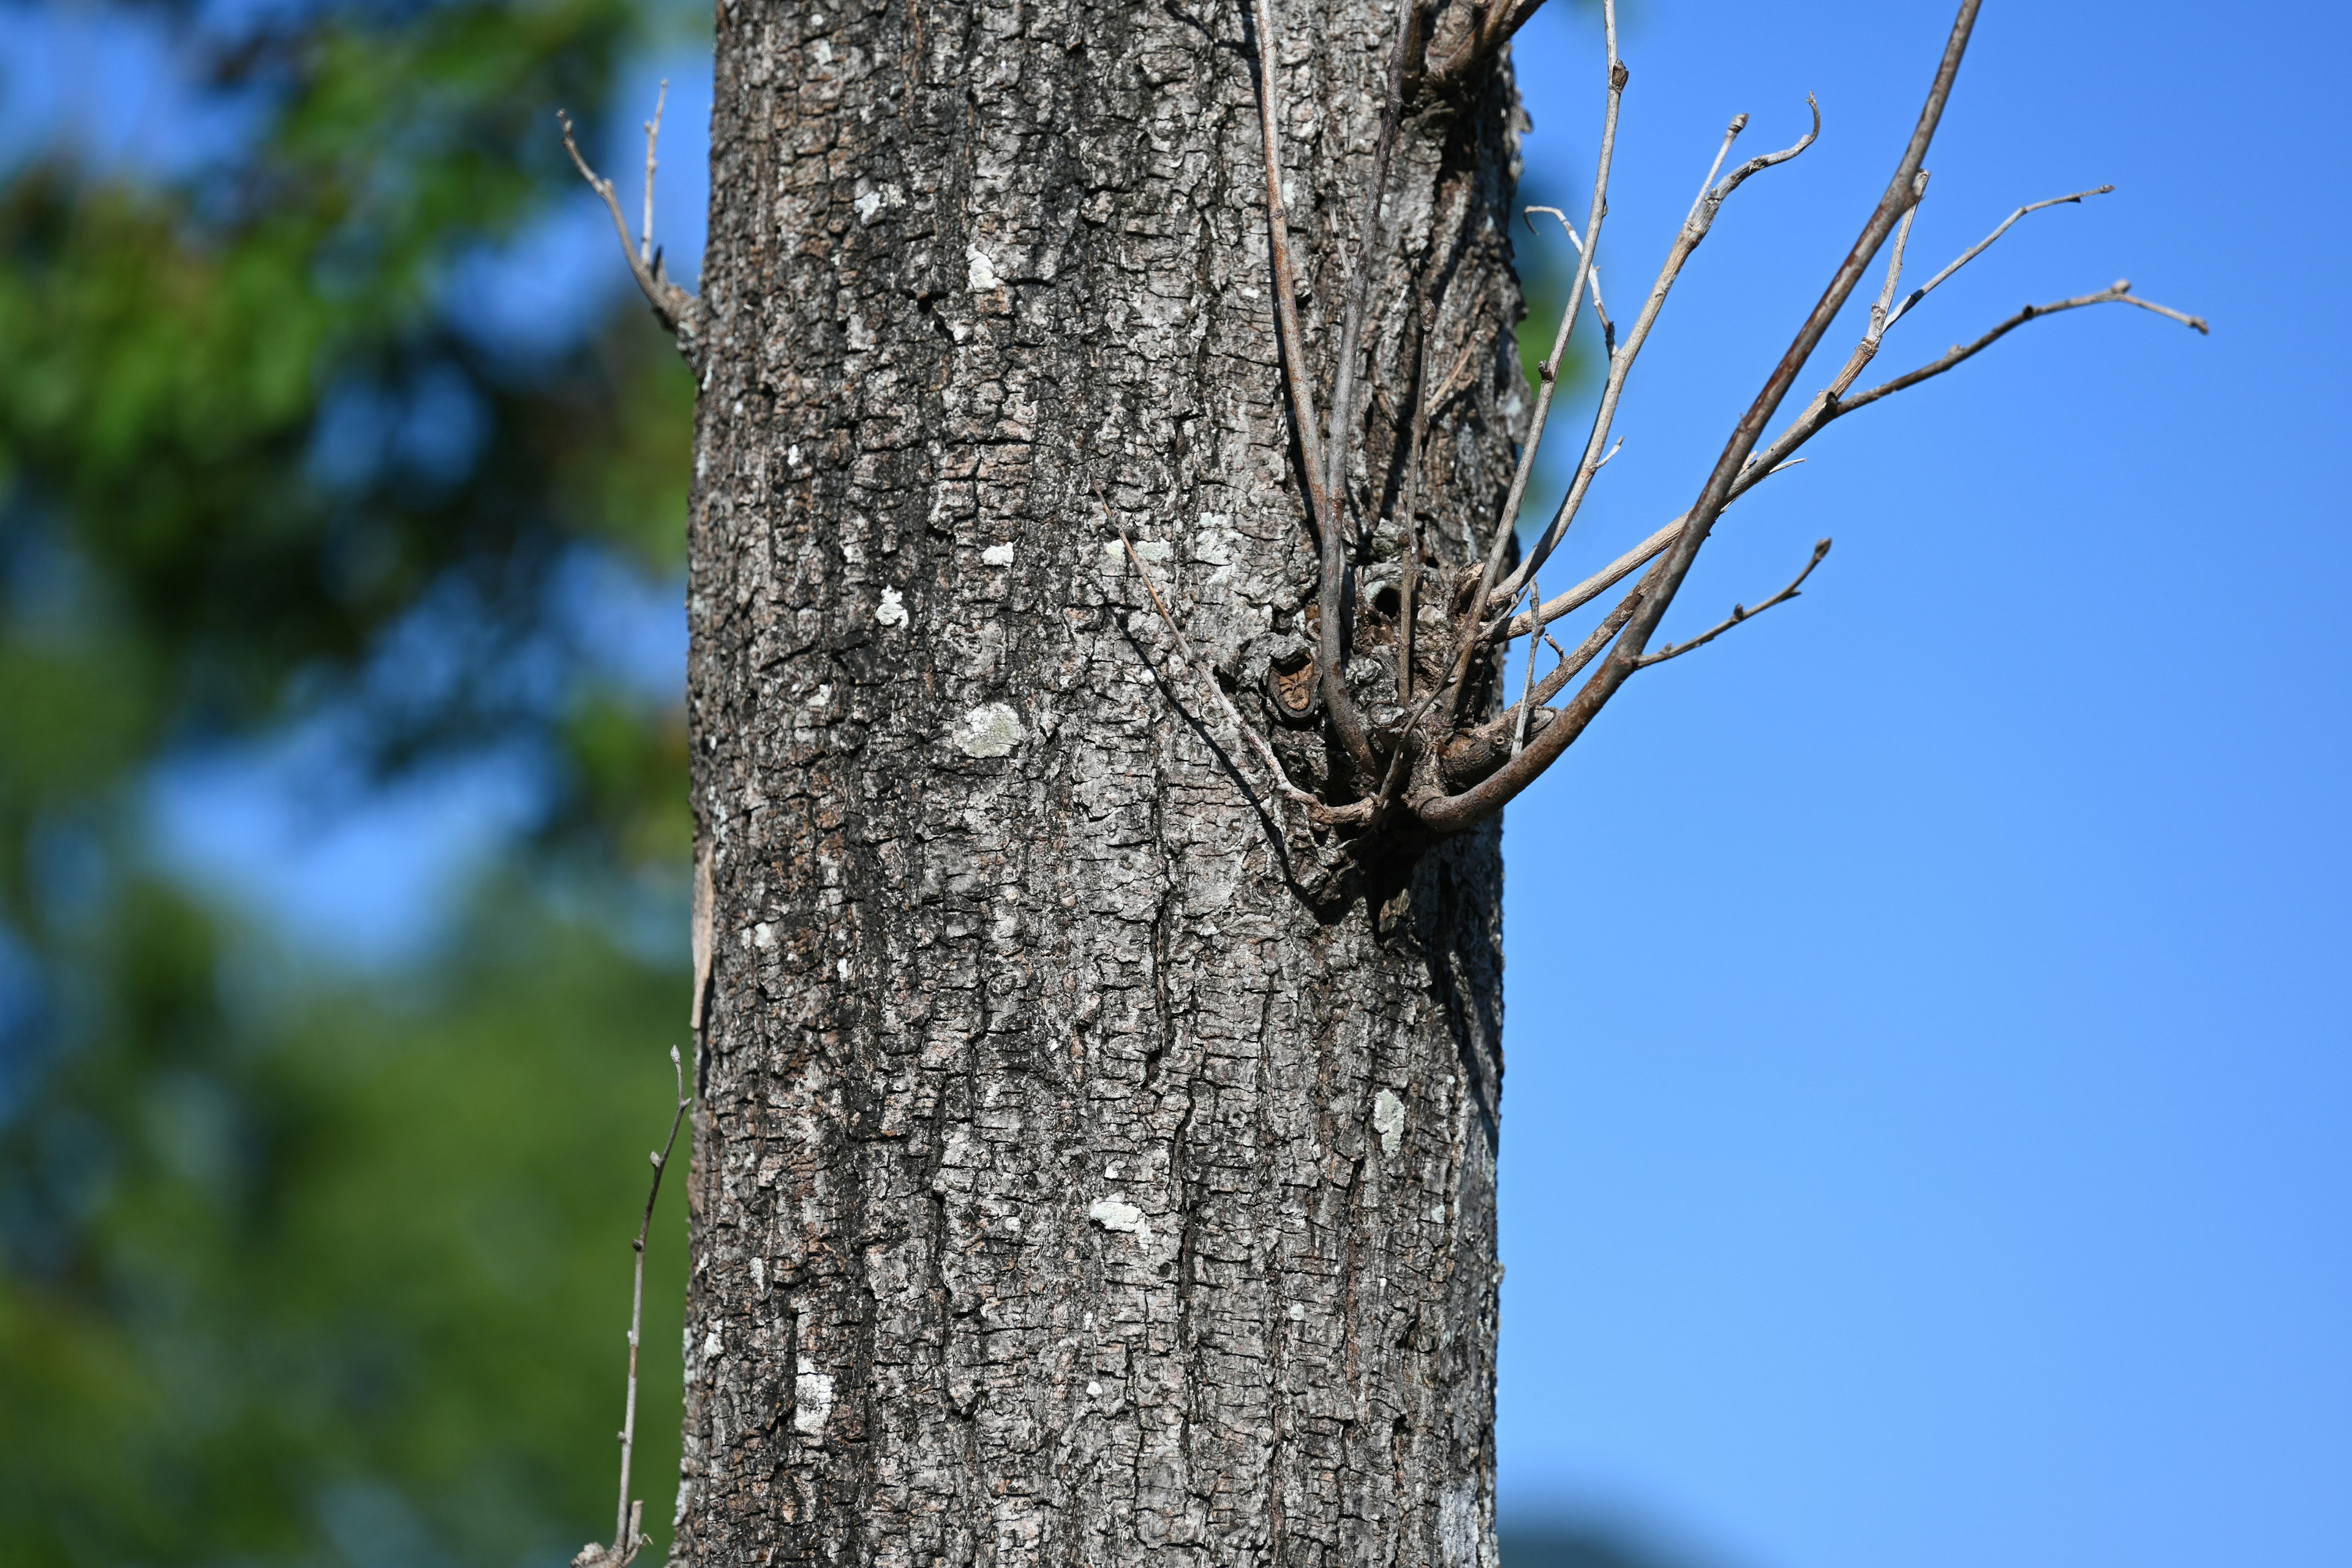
[{"xmin": 678, "ymin": 0, "xmax": 1530, "ymax": 1560}]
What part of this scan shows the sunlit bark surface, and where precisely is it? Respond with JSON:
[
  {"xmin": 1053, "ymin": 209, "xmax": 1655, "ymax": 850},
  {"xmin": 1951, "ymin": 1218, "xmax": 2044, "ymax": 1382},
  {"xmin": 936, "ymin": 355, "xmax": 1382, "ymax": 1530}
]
[{"xmin": 679, "ymin": 0, "xmax": 1528, "ymax": 1560}]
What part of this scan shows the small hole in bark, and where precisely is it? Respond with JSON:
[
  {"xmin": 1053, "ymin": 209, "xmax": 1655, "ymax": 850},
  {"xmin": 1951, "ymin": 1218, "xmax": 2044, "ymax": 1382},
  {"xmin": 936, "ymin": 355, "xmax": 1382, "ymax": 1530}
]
[
  {"xmin": 1142, "ymin": 1044, "xmax": 1165, "ymax": 1087},
  {"xmin": 1371, "ymin": 584, "xmax": 1401, "ymax": 619}
]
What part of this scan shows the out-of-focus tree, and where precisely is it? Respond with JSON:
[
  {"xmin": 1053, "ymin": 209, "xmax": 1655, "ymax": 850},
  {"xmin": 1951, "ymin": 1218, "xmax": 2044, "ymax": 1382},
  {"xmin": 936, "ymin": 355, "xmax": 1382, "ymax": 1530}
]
[{"xmin": 0, "ymin": 1, "xmax": 704, "ymax": 1562}]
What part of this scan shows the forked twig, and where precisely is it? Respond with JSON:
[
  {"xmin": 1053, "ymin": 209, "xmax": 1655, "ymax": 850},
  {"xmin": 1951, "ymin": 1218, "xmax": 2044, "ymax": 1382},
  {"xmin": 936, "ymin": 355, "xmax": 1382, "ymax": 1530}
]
[
  {"xmin": 1433, "ymin": 0, "xmax": 1624, "ymax": 728},
  {"xmin": 1635, "ymin": 538, "xmax": 1831, "ymax": 669},
  {"xmin": 559, "ymin": 102, "xmax": 700, "ymax": 346},
  {"xmin": 1885, "ymin": 183, "xmax": 2116, "ymax": 331}
]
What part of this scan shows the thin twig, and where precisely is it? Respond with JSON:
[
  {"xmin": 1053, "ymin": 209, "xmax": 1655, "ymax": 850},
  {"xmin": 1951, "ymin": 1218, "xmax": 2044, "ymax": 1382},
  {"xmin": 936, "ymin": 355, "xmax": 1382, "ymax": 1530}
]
[
  {"xmin": 1499, "ymin": 457, "xmax": 1804, "ymax": 642},
  {"xmin": 1246, "ymin": 0, "xmax": 1377, "ymax": 772},
  {"xmin": 575, "ymin": 1047, "xmax": 692, "ymax": 1568},
  {"xmin": 1435, "ymin": 0, "xmax": 1623, "ymax": 727},
  {"xmin": 639, "ymin": 80, "xmax": 667, "ymax": 266},
  {"xmin": 1634, "ymin": 538, "xmax": 1831, "ymax": 668},
  {"xmin": 1498, "ymin": 96, "xmax": 1821, "ymax": 606},
  {"xmin": 1883, "ymin": 184, "xmax": 2116, "ymax": 331},
  {"xmin": 1510, "ymin": 571, "xmax": 1541, "ymax": 756},
  {"xmin": 1523, "ymin": 206, "xmax": 1614, "ymax": 349},
  {"xmin": 1839, "ymin": 281, "xmax": 2209, "ymax": 414},
  {"xmin": 1819, "ymin": 168, "xmax": 1931, "ymax": 398},
  {"xmin": 1418, "ymin": 0, "xmax": 1986, "ymax": 837}
]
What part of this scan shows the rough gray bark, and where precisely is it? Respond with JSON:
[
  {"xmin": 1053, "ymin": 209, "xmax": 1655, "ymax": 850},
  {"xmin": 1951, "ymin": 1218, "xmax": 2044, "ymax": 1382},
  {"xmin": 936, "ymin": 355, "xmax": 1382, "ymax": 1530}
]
[{"xmin": 677, "ymin": 0, "xmax": 1530, "ymax": 1561}]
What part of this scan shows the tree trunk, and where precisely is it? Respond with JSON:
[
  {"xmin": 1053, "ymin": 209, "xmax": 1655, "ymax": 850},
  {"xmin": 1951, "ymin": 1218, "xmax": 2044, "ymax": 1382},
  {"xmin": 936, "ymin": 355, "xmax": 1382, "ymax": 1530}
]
[{"xmin": 679, "ymin": 0, "xmax": 1528, "ymax": 1560}]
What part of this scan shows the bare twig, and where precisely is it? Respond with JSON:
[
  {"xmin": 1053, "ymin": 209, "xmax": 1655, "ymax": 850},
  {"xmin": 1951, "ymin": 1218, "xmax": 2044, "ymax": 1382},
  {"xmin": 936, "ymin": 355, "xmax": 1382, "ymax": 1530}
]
[
  {"xmin": 575, "ymin": 1047, "xmax": 692, "ymax": 1568},
  {"xmin": 1246, "ymin": 0, "xmax": 1377, "ymax": 772},
  {"xmin": 639, "ymin": 80, "xmax": 667, "ymax": 266},
  {"xmin": 1499, "ymin": 458, "xmax": 1801, "ymax": 643},
  {"xmin": 1435, "ymin": 0, "xmax": 1624, "ymax": 726},
  {"xmin": 1523, "ymin": 206, "xmax": 1615, "ymax": 349},
  {"xmin": 1634, "ymin": 538, "xmax": 1831, "ymax": 668},
  {"xmin": 1839, "ymin": 280, "xmax": 2208, "ymax": 413},
  {"xmin": 1417, "ymin": 0, "xmax": 1986, "ymax": 837},
  {"xmin": 1510, "ymin": 571, "xmax": 1541, "ymax": 756},
  {"xmin": 1498, "ymin": 96, "xmax": 1822, "ymax": 606},
  {"xmin": 1883, "ymin": 184, "xmax": 2116, "ymax": 331},
  {"xmin": 559, "ymin": 105, "xmax": 700, "ymax": 345}
]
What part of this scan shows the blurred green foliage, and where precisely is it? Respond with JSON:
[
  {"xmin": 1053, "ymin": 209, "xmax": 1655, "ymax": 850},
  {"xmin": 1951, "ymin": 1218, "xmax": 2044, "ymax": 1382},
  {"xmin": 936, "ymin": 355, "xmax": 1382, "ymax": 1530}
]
[{"xmin": 0, "ymin": 0, "xmax": 701, "ymax": 1562}]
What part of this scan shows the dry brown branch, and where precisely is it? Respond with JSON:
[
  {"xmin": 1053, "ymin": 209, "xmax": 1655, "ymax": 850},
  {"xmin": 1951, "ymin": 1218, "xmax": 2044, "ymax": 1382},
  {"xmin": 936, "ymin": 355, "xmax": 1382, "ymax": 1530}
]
[
  {"xmin": 1523, "ymin": 206, "xmax": 1615, "ymax": 350},
  {"xmin": 1498, "ymin": 95, "xmax": 1821, "ymax": 606},
  {"xmin": 1099, "ymin": 0, "xmax": 2196, "ymax": 861},
  {"xmin": 1634, "ymin": 538, "xmax": 1831, "ymax": 669},
  {"xmin": 1415, "ymin": 0, "xmax": 1988, "ymax": 837},
  {"xmin": 1500, "ymin": 457, "xmax": 1802, "ymax": 643},
  {"xmin": 573, "ymin": 1046, "xmax": 692, "ymax": 1568},
  {"xmin": 1839, "ymin": 281, "xmax": 2208, "ymax": 412},
  {"xmin": 639, "ymin": 79, "xmax": 667, "ymax": 267},
  {"xmin": 1246, "ymin": 0, "xmax": 1377, "ymax": 773},
  {"xmin": 1434, "ymin": 0, "xmax": 1624, "ymax": 727},
  {"xmin": 559, "ymin": 104, "xmax": 700, "ymax": 347}
]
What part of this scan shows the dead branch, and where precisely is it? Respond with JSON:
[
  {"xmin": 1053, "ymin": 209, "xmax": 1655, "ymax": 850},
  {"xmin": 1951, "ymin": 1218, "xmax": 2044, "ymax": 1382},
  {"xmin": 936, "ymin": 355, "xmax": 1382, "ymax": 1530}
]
[
  {"xmin": 573, "ymin": 1046, "xmax": 692, "ymax": 1568},
  {"xmin": 1415, "ymin": 0, "xmax": 1988, "ymax": 837},
  {"xmin": 1884, "ymin": 183, "xmax": 2116, "ymax": 332},
  {"xmin": 1498, "ymin": 94, "xmax": 1821, "ymax": 608},
  {"xmin": 560, "ymin": 100, "xmax": 702, "ymax": 352},
  {"xmin": 1147, "ymin": 0, "xmax": 2199, "ymax": 858},
  {"xmin": 1434, "ymin": 0, "xmax": 1624, "ymax": 729},
  {"xmin": 1246, "ymin": 0, "xmax": 1378, "ymax": 774},
  {"xmin": 1634, "ymin": 538, "xmax": 1831, "ymax": 669},
  {"xmin": 1840, "ymin": 281, "xmax": 2208, "ymax": 413}
]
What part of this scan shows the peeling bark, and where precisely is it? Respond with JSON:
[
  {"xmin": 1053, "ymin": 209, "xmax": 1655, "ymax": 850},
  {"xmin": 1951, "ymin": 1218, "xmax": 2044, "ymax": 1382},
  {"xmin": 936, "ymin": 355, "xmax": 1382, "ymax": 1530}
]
[{"xmin": 679, "ymin": 0, "xmax": 1528, "ymax": 1559}]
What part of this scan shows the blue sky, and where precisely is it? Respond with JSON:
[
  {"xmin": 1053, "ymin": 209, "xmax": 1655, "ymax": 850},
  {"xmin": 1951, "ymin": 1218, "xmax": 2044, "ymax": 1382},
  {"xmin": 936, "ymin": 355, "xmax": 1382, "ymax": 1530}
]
[
  {"xmin": 1493, "ymin": 3, "xmax": 2350, "ymax": 1565},
  {"xmin": 8, "ymin": 2, "xmax": 2346, "ymax": 1565}
]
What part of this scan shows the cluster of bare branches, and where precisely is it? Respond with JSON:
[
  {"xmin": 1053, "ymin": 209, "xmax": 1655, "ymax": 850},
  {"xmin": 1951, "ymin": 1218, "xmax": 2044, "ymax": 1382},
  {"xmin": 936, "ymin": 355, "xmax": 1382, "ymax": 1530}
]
[
  {"xmin": 560, "ymin": 0, "xmax": 2202, "ymax": 870},
  {"xmin": 1161, "ymin": 0, "xmax": 2203, "ymax": 850}
]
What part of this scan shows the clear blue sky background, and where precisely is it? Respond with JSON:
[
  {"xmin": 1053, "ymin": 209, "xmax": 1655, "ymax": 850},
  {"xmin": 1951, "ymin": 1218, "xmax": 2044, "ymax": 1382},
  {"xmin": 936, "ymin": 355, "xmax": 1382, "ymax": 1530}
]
[
  {"xmin": 1495, "ymin": 4, "xmax": 2350, "ymax": 1566},
  {"xmin": 9, "ymin": 2, "xmax": 2346, "ymax": 1566}
]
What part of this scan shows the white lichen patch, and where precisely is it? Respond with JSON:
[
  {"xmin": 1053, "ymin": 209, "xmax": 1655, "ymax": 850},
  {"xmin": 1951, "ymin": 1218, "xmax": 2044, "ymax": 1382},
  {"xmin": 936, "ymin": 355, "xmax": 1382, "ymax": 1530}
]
[
  {"xmin": 854, "ymin": 190, "xmax": 883, "ymax": 223},
  {"xmin": 966, "ymin": 246, "xmax": 1001, "ymax": 292},
  {"xmin": 875, "ymin": 587, "xmax": 908, "ymax": 627},
  {"xmin": 1193, "ymin": 529, "xmax": 1234, "ymax": 566},
  {"xmin": 1088, "ymin": 1199, "xmax": 1147, "ymax": 1237},
  {"xmin": 1133, "ymin": 539, "xmax": 1174, "ymax": 562},
  {"xmin": 982, "ymin": 541, "xmax": 1016, "ymax": 566},
  {"xmin": 952, "ymin": 703, "xmax": 1025, "ymax": 758},
  {"xmin": 1373, "ymin": 1088, "xmax": 1406, "ymax": 1156},
  {"xmin": 793, "ymin": 1362, "xmax": 835, "ymax": 1437}
]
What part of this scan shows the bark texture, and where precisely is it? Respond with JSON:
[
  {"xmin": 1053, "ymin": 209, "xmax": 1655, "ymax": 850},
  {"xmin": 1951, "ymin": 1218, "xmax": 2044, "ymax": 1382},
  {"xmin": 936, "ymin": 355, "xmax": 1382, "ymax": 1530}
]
[{"xmin": 679, "ymin": 0, "xmax": 1529, "ymax": 1561}]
